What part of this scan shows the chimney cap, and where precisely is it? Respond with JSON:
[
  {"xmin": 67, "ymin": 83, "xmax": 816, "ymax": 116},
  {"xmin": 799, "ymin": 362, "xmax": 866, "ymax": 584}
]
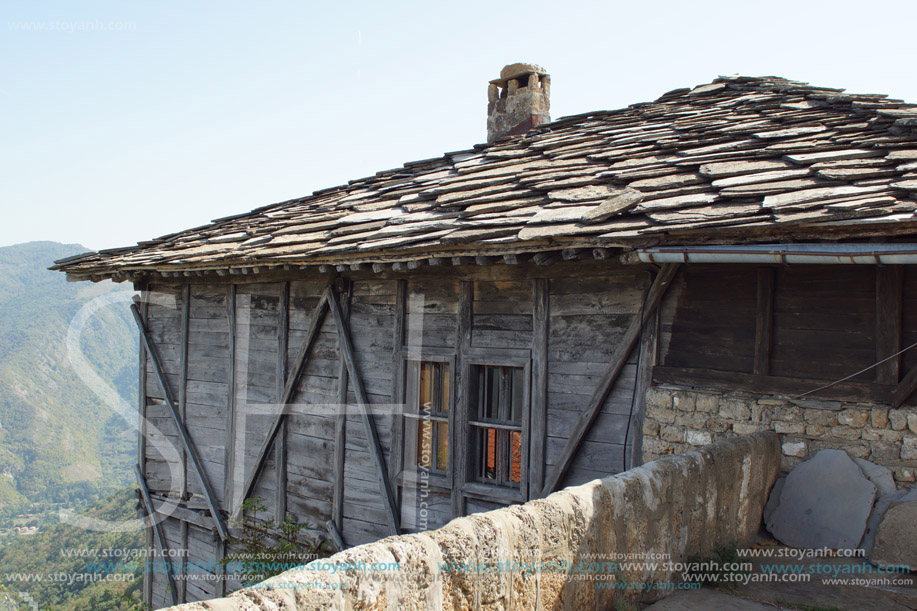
[{"xmin": 489, "ymin": 63, "xmax": 548, "ymax": 87}]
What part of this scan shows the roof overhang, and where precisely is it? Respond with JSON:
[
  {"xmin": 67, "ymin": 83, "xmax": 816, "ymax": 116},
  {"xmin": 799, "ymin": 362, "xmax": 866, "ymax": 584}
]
[{"xmin": 630, "ymin": 243, "xmax": 917, "ymax": 264}]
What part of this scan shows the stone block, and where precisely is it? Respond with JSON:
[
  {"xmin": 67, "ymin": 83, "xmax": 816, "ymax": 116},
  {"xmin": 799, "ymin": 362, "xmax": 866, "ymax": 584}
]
[
  {"xmin": 673, "ymin": 391, "xmax": 696, "ymax": 412},
  {"xmin": 774, "ymin": 421, "xmax": 805, "ymax": 434},
  {"xmin": 767, "ymin": 449, "xmax": 876, "ymax": 550},
  {"xmin": 870, "ymin": 500, "xmax": 917, "ymax": 568},
  {"xmin": 646, "ymin": 388, "xmax": 673, "ymax": 410},
  {"xmin": 871, "ymin": 407, "xmax": 889, "ymax": 429},
  {"xmin": 805, "ymin": 423, "xmax": 826, "ymax": 437},
  {"xmin": 894, "ymin": 467, "xmax": 916, "ymax": 483},
  {"xmin": 804, "ymin": 408, "xmax": 837, "ymax": 426},
  {"xmin": 685, "ymin": 430, "xmax": 712, "ymax": 446},
  {"xmin": 643, "ymin": 438, "xmax": 674, "ymax": 457},
  {"xmin": 901, "ymin": 436, "xmax": 917, "ymax": 461},
  {"xmin": 694, "ymin": 394, "xmax": 719, "ymax": 413},
  {"xmin": 870, "ymin": 441, "xmax": 901, "ymax": 463},
  {"xmin": 720, "ymin": 398, "xmax": 751, "ymax": 421},
  {"xmin": 826, "ymin": 425, "xmax": 861, "ymax": 440},
  {"xmin": 751, "ymin": 403, "xmax": 775, "ymax": 425},
  {"xmin": 774, "ymin": 406, "xmax": 803, "ymax": 423},
  {"xmin": 909, "ymin": 412, "xmax": 917, "ymax": 435},
  {"xmin": 838, "ymin": 408, "xmax": 869, "ymax": 429},
  {"xmin": 781, "ymin": 440, "xmax": 807, "ymax": 457},
  {"xmin": 733, "ymin": 423, "xmax": 761, "ymax": 435},
  {"xmin": 661, "ymin": 425, "xmax": 684, "ymax": 443},
  {"xmin": 877, "ymin": 429, "xmax": 903, "ymax": 442},
  {"xmin": 862, "ymin": 489, "xmax": 917, "ymax": 555},
  {"xmin": 675, "ymin": 412, "xmax": 709, "ymax": 429},
  {"xmin": 888, "ymin": 408, "xmax": 908, "ymax": 431},
  {"xmin": 646, "ymin": 404, "xmax": 676, "ymax": 425},
  {"xmin": 707, "ymin": 417, "xmax": 731, "ymax": 433},
  {"xmin": 643, "ymin": 420, "xmax": 660, "ymax": 437}
]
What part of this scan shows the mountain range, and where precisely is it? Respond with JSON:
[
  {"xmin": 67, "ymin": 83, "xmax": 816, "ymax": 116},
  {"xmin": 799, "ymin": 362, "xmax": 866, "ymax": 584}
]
[{"xmin": 0, "ymin": 241, "xmax": 137, "ymax": 512}]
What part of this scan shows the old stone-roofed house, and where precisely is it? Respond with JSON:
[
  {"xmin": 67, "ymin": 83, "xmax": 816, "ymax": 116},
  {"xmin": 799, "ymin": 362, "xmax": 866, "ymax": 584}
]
[{"xmin": 55, "ymin": 64, "xmax": 917, "ymax": 607}]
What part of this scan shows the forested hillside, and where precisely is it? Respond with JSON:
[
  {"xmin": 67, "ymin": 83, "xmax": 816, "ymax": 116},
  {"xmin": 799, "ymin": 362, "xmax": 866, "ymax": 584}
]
[{"xmin": 0, "ymin": 242, "xmax": 137, "ymax": 516}]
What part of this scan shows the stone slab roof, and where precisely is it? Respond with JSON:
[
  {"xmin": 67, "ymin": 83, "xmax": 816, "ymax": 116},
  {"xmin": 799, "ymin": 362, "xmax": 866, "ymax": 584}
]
[{"xmin": 54, "ymin": 75, "xmax": 917, "ymax": 281}]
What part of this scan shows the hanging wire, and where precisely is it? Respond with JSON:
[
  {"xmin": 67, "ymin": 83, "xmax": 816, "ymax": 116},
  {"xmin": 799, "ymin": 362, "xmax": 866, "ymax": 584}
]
[{"xmin": 794, "ymin": 338, "xmax": 917, "ymax": 398}]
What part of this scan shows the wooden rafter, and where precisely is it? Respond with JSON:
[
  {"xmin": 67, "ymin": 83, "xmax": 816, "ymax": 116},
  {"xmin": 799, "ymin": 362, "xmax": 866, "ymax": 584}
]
[
  {"xmin": 233, "ymin": 286, "xmax": 331, "ymax": 520},
  {"xmin": 541, "ymin": 263, "xmax": 679, "ymax": 496},
  {"xmin": 327, "ymin": 285, "xmax": 401, "ymax": 536},
  {"xmin": 130, "ymin": 303, "xmax": 230, "ymax": 541}
]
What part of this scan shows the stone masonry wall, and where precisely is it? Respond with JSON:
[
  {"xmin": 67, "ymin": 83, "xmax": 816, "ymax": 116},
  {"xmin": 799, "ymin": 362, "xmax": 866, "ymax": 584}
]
[
  {"xmin": 643, "ymin": 385, "xmax": 917, "ymax": 488},
  {"xmin": 164, "ymin": 432, "xmax": 780, "ymax": 611}
]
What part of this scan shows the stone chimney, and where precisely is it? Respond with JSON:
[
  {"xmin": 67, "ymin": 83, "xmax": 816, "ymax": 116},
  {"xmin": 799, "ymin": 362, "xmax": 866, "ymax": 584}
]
[{"xmin": 487, "ymin": 63, "xmax": 551, "ymax": 143}]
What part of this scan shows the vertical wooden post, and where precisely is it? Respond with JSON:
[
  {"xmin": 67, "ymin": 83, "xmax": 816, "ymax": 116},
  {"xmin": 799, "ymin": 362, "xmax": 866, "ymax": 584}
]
[
  {"xmin": 178, "ymin": 285, "xmax": 190, "ymax": 604},
  {"xmin": 275, "ymin": 282, "xmax": 290, "ymax": 523},
  {"xmin": 451, "ymin": 281, "xmax": 473, "ymax": 518},
  {"xmin": 625, "ymin": 306, "xmax": 658, "ymax": 471},
  {"xmin": 136, "ymin": 287, "xmax": 153, "ymax": 607},
  {"xmin": 529, "ymin": 279, "xmax": 548, "ymax": 500},
  {"xmin": 179, "ymin": 285, "xmax": 191, "ymax": 502},
  {"xmin": 389, "ymin": 279, "xmax": 406, "ymax": 487},
  {"xmin": 332, "ymin": 279, "xmax": 353, "ymax": 535},
  {"xmin": 224, "ymin": 285, "xmax": 237, "ymax": 511},
  {"xmin": 753, "ymin": 268, "xmax": 776, "ymax": 376},
  {"xmin": 876, "ymin": 266, "xmax": 904, "ymax": 385}
]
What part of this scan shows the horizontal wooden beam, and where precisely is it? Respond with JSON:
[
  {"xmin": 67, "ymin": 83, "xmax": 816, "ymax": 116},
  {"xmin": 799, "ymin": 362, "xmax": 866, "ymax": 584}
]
[{"xmin": 653, "ymin": 366, "xmax": 896, "ymax": 404}]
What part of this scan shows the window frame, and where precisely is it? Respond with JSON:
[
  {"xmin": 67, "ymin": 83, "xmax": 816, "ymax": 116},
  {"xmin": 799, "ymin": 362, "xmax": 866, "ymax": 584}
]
[
  {"xmin": 395, "ymin": 351, "xmax": 456, "ymax": 491},
  {"xmin": 459, "ymin": 350, "xmax": 531, "ymax": 506}
]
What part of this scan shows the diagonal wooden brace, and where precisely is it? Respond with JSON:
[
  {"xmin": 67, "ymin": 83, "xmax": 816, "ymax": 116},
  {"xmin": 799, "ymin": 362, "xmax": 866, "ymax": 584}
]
[
  {"xmin": 131, "ymin": 303, "xmax": 230, "ymax": 541},
  {"xmin": 135, "ymin": 464, "xmax": 179, "ymax": 605},
  {"xmin": 541, "ymin": 263, "xmax": 679, "ymax": 496},
  {"xmin": 327, "ymin": 285, "xmax": 401, "ymax": 536},
  {"xmin": 233, "ymin": 287, "xmax": 331, "ymax": 520}
]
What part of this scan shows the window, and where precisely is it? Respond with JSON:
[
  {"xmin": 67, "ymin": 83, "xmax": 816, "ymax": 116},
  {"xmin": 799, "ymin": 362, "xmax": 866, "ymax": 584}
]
[
  {"xmin": 469, "ymin": 365, "xmax": 525, "ymax": 488},
  {"xmin": 402, "ymin": 360, "xmax": 451, "ymax": 478}
]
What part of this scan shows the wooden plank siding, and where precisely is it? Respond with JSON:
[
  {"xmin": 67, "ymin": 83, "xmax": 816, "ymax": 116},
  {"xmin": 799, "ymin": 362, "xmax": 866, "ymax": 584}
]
[
  {"xmin": 657, "ymin": 264, "xmax": 917, "ymax": 404},
  {"xmin": 136, "ymin": 260, "xmax": 671, "ymax": 604}
]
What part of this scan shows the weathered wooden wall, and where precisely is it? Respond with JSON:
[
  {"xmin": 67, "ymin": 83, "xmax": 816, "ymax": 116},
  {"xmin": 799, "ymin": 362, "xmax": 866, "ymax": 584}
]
[
  {"xmin": 656, "ymin": 264, "xmax": 916, "ymax": 403},
  {"xmin": 136, "ymin": 260, "xmax": 658, "ymax": 606}
]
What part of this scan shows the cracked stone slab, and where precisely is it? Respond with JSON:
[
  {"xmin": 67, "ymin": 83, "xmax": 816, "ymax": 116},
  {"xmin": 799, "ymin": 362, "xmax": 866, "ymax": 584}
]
[{"xmin": 767, "ymin": 449, "xmax": 876, "ymax": 550}]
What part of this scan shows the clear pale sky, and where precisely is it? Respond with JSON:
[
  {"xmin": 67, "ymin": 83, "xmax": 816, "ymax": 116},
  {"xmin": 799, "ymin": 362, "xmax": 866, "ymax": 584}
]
[{"xmin": 4, "ymin": 0, "xmax": 917, "ymax": 251}]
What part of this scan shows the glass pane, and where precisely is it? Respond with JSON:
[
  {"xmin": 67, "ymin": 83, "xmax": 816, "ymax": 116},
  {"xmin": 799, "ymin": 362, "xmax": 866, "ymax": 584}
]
[
  {"xmin": 440, "ymin": 363, "xmax": 450, "ymax": 414},
  {"xmin": 483, "ymin": 368, "xmax": 500, "ymax": 420},
  {"xmin": 511, "ymin": 368, "xmax": 524, "ymax": 423},
  {"xmin": 479, "ymin": 427, "xmax": 497, "ymax": 480},
  {"xmin": 508, "ymin": 430, "xmax": 522, "ymax": 484},
  {"xmin": 417, "ymin": 419, "xmax": 433, "ymax": 469},
  {"xmin": 435, "ymin": 422, "xmax": 449, "ymax": 471},
  {"xmin": 419, "ymin": 362, "xmax": 433, "ymax": 413}
]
